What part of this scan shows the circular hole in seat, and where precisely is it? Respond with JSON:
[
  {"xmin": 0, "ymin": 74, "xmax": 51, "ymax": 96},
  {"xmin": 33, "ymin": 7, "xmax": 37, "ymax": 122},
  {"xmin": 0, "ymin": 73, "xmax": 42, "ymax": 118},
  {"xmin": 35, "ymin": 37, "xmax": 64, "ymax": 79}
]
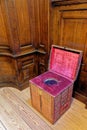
[{"xmin": 44, "ymin": 78, "xmax": 58, "ymax": 86}]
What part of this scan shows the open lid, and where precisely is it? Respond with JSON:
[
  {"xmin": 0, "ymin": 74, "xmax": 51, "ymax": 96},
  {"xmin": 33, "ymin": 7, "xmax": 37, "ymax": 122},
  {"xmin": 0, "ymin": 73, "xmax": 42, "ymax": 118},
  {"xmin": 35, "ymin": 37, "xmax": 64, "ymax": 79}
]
[{"xmin": 49, "ymin": 45, "xmax": 82, "ymax": 81}]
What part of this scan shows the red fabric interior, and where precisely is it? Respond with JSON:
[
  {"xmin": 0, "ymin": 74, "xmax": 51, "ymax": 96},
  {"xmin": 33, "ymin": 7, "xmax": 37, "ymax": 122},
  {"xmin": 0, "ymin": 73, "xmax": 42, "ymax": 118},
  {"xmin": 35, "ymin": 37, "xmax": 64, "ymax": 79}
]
[
  {"xmin": 30, "ymin": 71, "xmax": 72, "ymax": 96},
  {"xmin": 49, "ymin": 47, "xmax": 80, "ymax": 80}
]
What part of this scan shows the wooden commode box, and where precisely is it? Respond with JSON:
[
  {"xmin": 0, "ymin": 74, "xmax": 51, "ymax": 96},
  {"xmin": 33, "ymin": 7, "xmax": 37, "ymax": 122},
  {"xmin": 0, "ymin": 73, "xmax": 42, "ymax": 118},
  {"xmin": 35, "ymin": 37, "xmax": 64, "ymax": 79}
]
[{"xmin": 29, "ymin": 45, "xmax": 82, "ymax": 124}]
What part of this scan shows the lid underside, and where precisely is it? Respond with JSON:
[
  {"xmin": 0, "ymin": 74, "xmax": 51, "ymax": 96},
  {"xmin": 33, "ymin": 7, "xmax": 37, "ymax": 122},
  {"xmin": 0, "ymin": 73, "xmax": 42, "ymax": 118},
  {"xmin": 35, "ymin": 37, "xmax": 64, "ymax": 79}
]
[{"xmin": 49, "ymin": 46, "xmax": 81, "ymax": 80}]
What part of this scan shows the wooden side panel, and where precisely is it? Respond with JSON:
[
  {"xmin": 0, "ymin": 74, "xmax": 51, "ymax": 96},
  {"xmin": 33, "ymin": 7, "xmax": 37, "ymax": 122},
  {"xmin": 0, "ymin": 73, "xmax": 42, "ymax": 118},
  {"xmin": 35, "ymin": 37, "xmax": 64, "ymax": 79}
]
[
  {"xmin": 30, "ymin": 83, "xmax": 54, "ymax": 123},
  {"xmin": 30, "ymin": 84, "xmax": 41, "ymax": 112},
  {"xmin": 41, "ymin": 91, "xmax": 54, "ymax": 123}
]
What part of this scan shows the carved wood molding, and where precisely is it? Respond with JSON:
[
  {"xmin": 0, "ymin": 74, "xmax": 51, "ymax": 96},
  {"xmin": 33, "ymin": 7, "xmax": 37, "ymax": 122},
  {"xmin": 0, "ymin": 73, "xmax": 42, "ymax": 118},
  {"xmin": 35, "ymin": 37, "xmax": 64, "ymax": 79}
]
[
  {"xmin": 51, "ymin": 0, "xmax": 87, "ymax": 6},
  {"xmin": 0, "ymin": 48, "xmax": 46, "ymax": 58},
  {"xmin": 0, "ymin": 45, "xmax": 12, "ymax": 56}
]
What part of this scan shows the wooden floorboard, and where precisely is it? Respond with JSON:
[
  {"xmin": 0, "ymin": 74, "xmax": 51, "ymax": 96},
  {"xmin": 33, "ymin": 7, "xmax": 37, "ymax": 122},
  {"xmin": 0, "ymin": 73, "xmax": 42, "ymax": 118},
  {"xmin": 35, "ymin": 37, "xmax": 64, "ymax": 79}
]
[{"xmin": 0, "ymin": 87, "xmax": 87, "ymax": 130}]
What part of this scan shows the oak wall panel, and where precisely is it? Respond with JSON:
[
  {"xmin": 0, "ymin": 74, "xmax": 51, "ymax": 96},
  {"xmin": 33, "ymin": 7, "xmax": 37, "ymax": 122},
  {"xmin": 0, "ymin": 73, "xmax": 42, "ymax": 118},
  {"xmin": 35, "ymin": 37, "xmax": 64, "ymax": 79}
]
[
  {"xmin": 51, "ymin": 1, "xmax": 87, "ymax": 106},
  {"xmin": 0, "ymin": 56, "xmax": 17, "ymax": 87},
  {"xmin": 28, "ymin": 0, "xmax": 40, "ymax": 49},
  {"xmin": 4, "ymin": 0, "xmax": 20, "ymax": 54},
  {"xmin": 0, "ymin": 0, "xmax": 49, "ymax": 90},
  {"xmin": 0, "ymin": 5, "xmax": 8, "ymax": 46},
  {"xmin": 15, "ymin": 0, "xmax": 31, "ymax": 47},
  {"xmin": 39, "ymin": 0, "xmax": 50, "ymax": 53}
]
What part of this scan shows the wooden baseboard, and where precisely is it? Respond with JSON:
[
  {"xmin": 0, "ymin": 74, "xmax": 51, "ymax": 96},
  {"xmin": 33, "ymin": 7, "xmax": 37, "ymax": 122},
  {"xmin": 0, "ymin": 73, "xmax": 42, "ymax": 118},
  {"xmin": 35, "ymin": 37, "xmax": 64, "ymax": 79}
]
[
  {"xmin": 0, "ymin": 82, "xmax": 18, "ymax": 90},
  {"xmin": 74, "ymin": 91, "xmax": 87, "ymax": 108},
  {"xmin": 0, "ymin": 80, "xmax": 29, "ymax": 90}
]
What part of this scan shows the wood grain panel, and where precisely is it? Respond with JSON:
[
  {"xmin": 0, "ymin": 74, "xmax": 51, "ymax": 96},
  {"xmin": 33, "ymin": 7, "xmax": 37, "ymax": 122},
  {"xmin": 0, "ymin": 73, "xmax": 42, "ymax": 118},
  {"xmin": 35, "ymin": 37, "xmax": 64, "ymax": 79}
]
[
  {"xmin": 41, "ymin": 91, "xmax": 54, "ymax": 123},
  {"xmin": 30, "ymin": 84, "xmax": 41, "ymax": 113},
  {"xmin": 28, "ymin": 0, "xmax": 40, "ymax": 49},
  {"xmin": 0, "ymin": 56, "xmax": 16, "ymax": 86},
  {"xmin": 0, "ymin": 4, "xmax": 8, "ymax": 46},
  {"xmin": 39, "ymin": 0, "xmax": 50, "ymax": 52},
  {"xmin": 60, "ymin": 19, "xmax": 87, "ymax": 50},
  {"xmin": 15, "ymin": 0, "xmax": 31, "ymax": 47},
  {"xmin": 16, "ymin": 54, "xmax": 38, "ymax": 89},
  {"xmin": 59, "ymin": 10, "xmax": 87, "ymax": 73},
  {"xmin": 0, "ymin": 0, "xmax": 50, "ymax": 90},
  {"xmin": 33, "ymin": 0, "xmax": 40, "ymax": 49},
  {"xmin": 38, "ymin": 54, "xmax": 48, "ymax": 74},
  {"xmin": 5, "ymin": 0, "xmax": 20, "ymax": 54},
  {"xmin": 51, "ymin": 3, "xmax": 87, "ymax": 105},
  {"xmin": 27, "ymin": 0, "xmax": 36, "ymax": 47},
  {"xmin": 76, "ymin": 71, "xmax": 87, "ymax": 96}
]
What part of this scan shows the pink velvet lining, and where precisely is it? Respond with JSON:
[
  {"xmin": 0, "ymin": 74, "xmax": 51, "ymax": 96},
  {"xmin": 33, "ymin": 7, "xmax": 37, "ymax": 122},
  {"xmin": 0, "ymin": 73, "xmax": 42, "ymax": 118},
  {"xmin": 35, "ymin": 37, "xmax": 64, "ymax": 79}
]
[
  {"xmin": 30, "ymin": 71, "xmax": 72, "ymax": 97},
  {"xmin": 49, "ymin": 47, "xmax": 80, "ymax": 80}
]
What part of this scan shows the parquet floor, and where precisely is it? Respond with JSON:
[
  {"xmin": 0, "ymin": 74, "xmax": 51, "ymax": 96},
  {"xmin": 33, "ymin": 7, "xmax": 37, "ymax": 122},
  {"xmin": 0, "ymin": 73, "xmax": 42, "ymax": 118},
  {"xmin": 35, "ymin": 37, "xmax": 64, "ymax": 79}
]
[{"xmin": 0, "ymin": 87, "xmax": 87, "ymax": 130}]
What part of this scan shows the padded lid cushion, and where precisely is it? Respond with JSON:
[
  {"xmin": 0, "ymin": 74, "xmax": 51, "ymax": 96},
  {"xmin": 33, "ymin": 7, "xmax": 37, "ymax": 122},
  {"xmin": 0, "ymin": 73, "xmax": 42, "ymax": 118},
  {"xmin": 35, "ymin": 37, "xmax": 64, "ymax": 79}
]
[{"xmin": 49, "ymin": 46, "xmax": 80, "ymax": 80}]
